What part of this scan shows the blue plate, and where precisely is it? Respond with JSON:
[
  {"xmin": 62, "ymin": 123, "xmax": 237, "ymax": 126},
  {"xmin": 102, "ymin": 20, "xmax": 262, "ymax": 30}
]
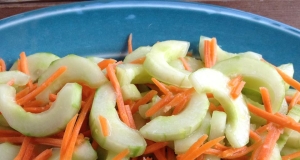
[{"xmin": 1, "ymin": 1, "xmax": 300, "ymax": 80}]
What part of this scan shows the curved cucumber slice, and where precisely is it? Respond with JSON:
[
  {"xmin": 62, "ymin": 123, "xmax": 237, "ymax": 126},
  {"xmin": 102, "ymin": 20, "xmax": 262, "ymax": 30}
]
[
  {"xmin": 143, "ymin": 40, "xmax": 192, "ymax": 88},
  {"xmin": 116, "ymin": 64, "xmax": 152, "ymax": 86},
  {"xmin": 139, "ymin": 91, "xmax": 209, "ymax": 141},
  {"xmin": 10, "ymin": 52, "xmax": 59, "ymax": 82},
  {"xmin": 0, "ymin": 83, "xmax": 82, "ymax": 137},
  {"xmin": 89, "ymin": 82, "xmax": 146, "ymax": 157},
  {"xmin": 213, "ymin": 56, "xmax": 285, "ymax": 113},
  {"xmin": 36, "ymin": 55, "xmax": 107, "ymax": 102},
  {"xmin": 209, "ymin": 111, "xmax": 227, "ymax": 141},
  {"xmin": 0, "ymin": 71, "xmax": 30, "ymax": 86},
  {"xmin": 123, "ymin": 46, "xmax": 152, "ymax": 63},
  {"xmin": 0, "ymin": 142, "xmax": 20, "ymax": 160},
  {"xmin": 72, "ymin": 139, "xmax": 98, "ymax": 160},
  {"xmin": 169, "ymin": 56, "xmax": 204, "ymax": 72},
  {"xmin": 189, "ymin": 68, "xmax": 250, "ymax": 148},
  {"xmin": 278, "ymin": 63, "xmax": 294, "ymax": 91}
]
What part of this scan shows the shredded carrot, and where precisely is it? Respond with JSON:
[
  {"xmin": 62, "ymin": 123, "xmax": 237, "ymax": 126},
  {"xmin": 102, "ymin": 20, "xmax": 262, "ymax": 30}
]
[
  {"xmin": 132, "ymin": 90, "xmax": 158, "ymax": 114},
  {"xmin": 166, "ymin": 88, "xmax": 194, "ymax": 108},
  {"xmin": 204, "ymin": 40, "xmax": 211, "ymax": 68},
  {"xmin": 0, "ymin": 58, "xmax": 6, "ymax": 71},
  {"xmin": 91, "ymin": 140, "xmax": 99, "ymax": 150},
  {"xmin": 0, "ymin": 129, "xmax": 22, "ymax": 137},
  {"xmin": 210, "ymin": 37, "xmax": 217, "ymax": 66},
  {"xmin": 255, "ymin": 122, "xmax": 272, "ymax": 134},
  {"xmin": 22, "ymin": 143, "xmax": 35, "ymax": 160},
  {"xmin": 97, "ymin": 59, "xmax": 117, "ymax": 70},
  {"xmin": 286, "ymin": 95, "xmax": 300, "ymax": 105},
  {"xmin": 22, "ymin": 100, "xmax": 44, "ymax": 107},
  {"xmin": 16, "ymin": 84, "xmax": 37, "ymax": 100},
  {"xmin": 33, "ymin": 148, "xmax": 53, "ymax": 160},
  {"xmin": 99, "ymin": 115, "xmax": 110, "ymax": 137},
  {"xmin": 32, "ymin": 137, "xmax": 62, "ymax": 147},
  {"xmin": 221, "ymin": 141, "xmax": 261, "ymax": 159},
  {"xmin": 289, "ymin": 91, "xmax": 300, "ymax": 110},
  {"xmin": 249, "ymin": 130, "xmax": 261, "ymax": 142},
  {"xmin": 107, "ymin": 64, "xmax": 130, "ymax": 126},
  {"xmin": 151, "ymin": 78, "xmax": 171, "ymax": 95},
  {"xmin": 259, "ymin": 87, "xmax": 273, "ymax": 113},
  {"xmin": 15, "ymin": 136, "xmax": 32, "ymax": 160},
  {"xmin": 230, "ymin": 80, "xmax": 246, "ymax": 99},
  {"xmin": 17, "ymin": 59, "xmax": 21, "ymax": 71},
  {"xmin": 17, "ymin": 66, "xmax": 67, "ymax": 105},
  {"xmin": 112, "ymin": 148, "xmax": 130, "ymax": 160},
  {"xmin": 0, "ymin": 136, "xmax": 25, "ymax": 144},
  {"xmin": 153, "ymin": 149, "xmax": 167, "ymax": 160},
  {"xmin": 60, "ymin": 114, "xmax": 78, "ymax": 158},
  {"xmin": 172, "ymin": 98, "xmax": 188, "ymax": 115},
  {"xmin": 247, "ymin": 103, "xmax": 300, "ymax": 132},
  {"xmin": 179, "ymin": 134, "xmax": 208, "ymax": 159},
  {"xmin": 167, "ymin": 85, "xmax": 187, "ymax": 94},
  {"xmin": 179, "ymin": 57, "xmax": 192, "ymax": 72},
  {"xmin": 124, "ymin": 104, "xmax": 136, "ymax": 129},
  {"xmin": 75, "ymin": 133, "xmax": 85, "ymax": 146},
  {"xmin": 228, "ymin": 75, "xmax": 243, "ymax": 87},
  {"xmin": 282, "ymin": 149, "xmax": 300, "ymax": 160},
  {"xmin": 128, "ymin": 33, "xmax": 133, "ymax": 54},
  {"xmin": 23, "ymin": 105, "xmax": 51, "ymax": 113},
  {"xmin": 145, "ymin": 94, "xmax": 173, "ymax": 117},
  {"xmin": 143, "ymin": 142, "xmax": 168, "ymax": 155},
  {"xmin": 49, "ymin": 93, "xmax": 57, "ymax": 102},
  {"xmin": 130, "ymin": 57, "xmax": 146, "ymax": 64},
  {"xmin": 214, "ymin": 143, "xmax": 230, "ymax": 151},
  {"xmin": 167, "ymin": 147, "xmax": 176, "ymax": 160},
  {"xmin": 19, "ymin": 52, "xmax": 33, "ymax": 88},
  {"xmin": 146, "ymin": 84, "xmax": 164, "ymax": 95}
]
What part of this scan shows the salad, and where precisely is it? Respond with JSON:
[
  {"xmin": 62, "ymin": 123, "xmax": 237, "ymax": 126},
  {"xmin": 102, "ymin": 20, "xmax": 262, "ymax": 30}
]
[{"xmin": 0, "ymin": 35, "xmax": 299, "ymax": 160}]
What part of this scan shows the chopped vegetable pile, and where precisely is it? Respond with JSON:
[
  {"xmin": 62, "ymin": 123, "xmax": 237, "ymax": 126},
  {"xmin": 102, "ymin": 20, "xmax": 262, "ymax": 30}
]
[{"xmin": 1, "ymin": 35, "xmax": 300, "ymax": 160}]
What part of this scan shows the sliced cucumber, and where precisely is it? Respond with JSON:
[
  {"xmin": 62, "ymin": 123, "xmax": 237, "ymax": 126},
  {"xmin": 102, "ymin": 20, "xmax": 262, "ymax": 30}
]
[
  {"xmin": 123, "ymin": 46, "xmax": 151, "ymax": 63},
  {"xmin": 0, "ymin": 142, "xmax": 21, "ymax": 160},
  {"xmin": 281, "ymin": 146, "xmax": 300, "ymax": 159},
  {"xmin": 116, "ymin": 63, "xmax": 152, "ymax": 86},
  {"xmin": 140, "ymin": 91, "xmax": 209, "ymax": 141},
  {"xmin": 10, "ymin": 52, "xmax": 59, "ymax": 81},
  {"xmin": 105, "ymin": 151, "xmax": 129, "ymax": 160},
  {"xmin": 143, "ymin": 40, "xmax": 192, "ymax": 88},
  {"xmin": 270, "ymin": 144, "xmax": 282, "ymax": 160},
  {"xmin": 72, "ymin": 139, "xmax": 98, "ymax": 160},
  {"xmin": 121, "ymin": 84, "xmax": 142, "ymax": 101},
  {"xmin": 86, "ymin": 56, "xmax": 105, "ymax": 64},
  {"xmin": 0, "ymin": 83, "xmax": 82, "ymax": 137},
  {"xmin": 189, "ymin": 68, "xmax": 250, "ymax": 148},
  {"xmin": 277, "ymin": 63, "xmax": 294, "ymax": 91},
  {"xmin": 244, "ymin": 97, "xmax": 267, "ymax": 126},
  {"xmin": 209, "ymin": 111, "xmax": 227, "ymax": 141},
  {"xmin": 89, "ymin": 82, "xmax": 146, "ymax": 157},
  {"xmin": 0, "ymin": 71, "xmax": 30, "ymax": 86},
  {"xmin": 169, "ymin": 56, "xmax": 204, "ymax": 72},
  {"xmin": 213, "ymin": 56, "xmax": 285, "ymax": 113},
  {"xmin": 36, "ymin": 55, "xmax": 107, "ymax": 102}
]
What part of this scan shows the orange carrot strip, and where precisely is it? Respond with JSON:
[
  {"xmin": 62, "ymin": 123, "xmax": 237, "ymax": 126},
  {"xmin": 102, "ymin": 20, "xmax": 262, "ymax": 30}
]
[
  {"xmin": 282, "ymin": 150, "xmax": 300, "ymax": 160},
  {"xmin": 0, "ymin": 129, "xmax": 22, "ymax": 136},
  {"xmin": 172, "ymin": 98, "xmax": 188, "ymax": 115},
  {"xmin": 228, "ymin": 75, "xmax": 243, "ymax": 87},
  {"xmin": 214, "ymin": 143, "xmax": 230, "ymax": 151},
  {"xmin": 17, "ymin": 66, "xmax": 67, "ymax": 105},
  {"xmin": 167, "ymin": 85, "xmax": 187, "ymax": 94},
  {"xmin": 210, "ymin": 37, "xmax": 217, "ymax": 66},
  {"xmin": 131, "ymin": 90, "xmax": 157, "ymax": 114},
  {"xmin": 0, "ymin": 136, "xmax": 25, "ymax": 144},
  {"xmin": 23, "ymin": 100, "xmax": 44, "ymax": 108},
  {"xmin": 23, "ymin": 105, "xmax": 51, "ymax": 113},
  {"xmin": 143, "ymin": 142, "xmax": 168, "ymax": 155},
  {"xmin": 260, "ymin": 87, "xmax": 273, "ymax": 113},
  {"xmin": 60, "ymin": 114, "xmax": 78, "ymax": 158},
  {"xmin": 151, "ymin": 78, "xmax": 171, "ymax": 95},
  {"xmin": 289, "ymin": 91, "xmax": 300, "ymax": 110},
  {"xmin": 49, "ymin": 93, "xmax": 57, "ymax": 102},
  {"xmin": 99, "ymin": 115, "xmax": 110, "ymax": 137},
  {"xmin": 124, "ymin": 104, "xmax": 136, "ymax": 129},
  {"xmin": 166, "ymin": 88, "xmax": 194, "ymax": 108},
  {"xmin": 167, "ymin": 147, "xmax": 176, "ymax": 160},
  {"xmin": 91, "ymin": 140, "xmax": 99, "ymax": 150},
  {"xmin": 179, "ymin": 57, "xmax": 192, "ymax": 72},
  {"xmin": 153, "ymin": 149, "xmax": 167, "ymax": 160},
  {"xmin": 222, "ymin": 141, "xmax": 261, "ymax": 159},
  {"xmin": 221, "ymin": 146, "xmax": 247, "ymax": 158},
  {"xmin": 16, "ymin": 84, "xmax": 38, "ymax": 100},
  {"xmin": 15, "ymin": 136, "xmax": 32, "ymax": 160},
  {"xmin": 22, "ymin": 143, "xmax": 35, "ymax": 160},
  {"xmin": 249, "ymin": 130, "xmax": 261, "ymax": 142},
  {"xmin": 247, "ymin": 103, "xmax": 300, "ymax": 132},
  {"xmin": 204, "ymin": 148, "xmax": 222, "ymax": 156},
  {"xmin": 75, "ymin": 133, "xmax": 85, "ymax": 146},
  {"xmin": 97, "ymin": 59, "xmax": 117, "ymax": 70},
  {"xmin": 180, "ymin": 134, "xmax": 208, "ymax": 159},
  {"xmin": 112, "ymin": 148, "xmax": 130, "ymax": 160},
  {"xmin": 19, "ymin": 52, "xmax": 30, "ymax": 74},
  {"xmin": 32, "ymin": 138, "xmax": 62, "ymax": 147},
  {"xmin": 146, "ymin": 84, "xmax": 164, "ymax": 95},
  {"xmin": 130, "ymin": 57, "xmax": 146, "ymax": 64},
  {"xmin": 286, "ymin": 96, "xmax": 300, "ymax": 105},
  {"xmin": 230, "ymin": 81, "xmax": 246, "ymax": 99},
  {"xmin": 145, "ymin": 94, "xmax": 173, "ymax": 117},
  {"xmin": 0, "ymin": 58, "xmax": 6, "ymax": 71},
  {"xmin": 33, "ymin": 148, "xmax": 53, "ymax": 160},
  {"xmin": 128, "ymin": 33, "xmax": 133, "ymax": 54},
  {"xmin": 204, "ymin": 40, "xmax": 211, "ymax": 68},
  {"xmin": 107, "ymin": 64, "xmax": 130, "ymax": 126}
]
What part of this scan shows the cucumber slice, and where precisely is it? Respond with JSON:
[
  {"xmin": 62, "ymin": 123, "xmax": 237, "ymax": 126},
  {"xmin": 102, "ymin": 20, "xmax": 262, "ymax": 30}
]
[
  {"xmin": 121, "ymin": 84, "xmax": 142, "ymax": 101},
  {"xmin": 189, "ymin": 68, "xmax": 250, "ymax": 148},
  {"xmin": 10, "ymin": 52, "xmax": 59, "ymax": 82},
  {"xmin": 169, "ymin": 56, "xmax": 204, "ymax": 72},
  {"xmin": 0, "ymin": 142, "xmax": 21, "ymax": 160},
  {"xmin": 174, "ymin": 112, "xmax": 211, "ymax": 154},
  {"xmin": 89, "ymin": 82, "xmax": 146, "ymax": 157},
  {"xmin": 213, "ymin": 56, "xmax": 285, "ymax": 113},
  {"xmin": 86, "ymin": 56, "xmax": 105, "ymax": 64},
  {"xmin": 105, "ymin": 151, "xmax": 129, "ymax": 160},
  {"xmin": 244, "ymin": 97, "xmax": 267, "ymax": 126},
  {"xmin": 209, "ymin": 111, "xmax": 227, "ymax": 141},
  {"xmin": 241, "ymin": 88, "xmax": 262, "ymax": 104},
  {"xmin": 36, "ymin": 55, "xmax": 107, "ymax": 102},
  {"xmin": 123, "ymin": 46, "xmax": 151, "ymax": 63},
  {"xmin": 116, "ymin": 64, "xmax": 152, "ymax": 86},
  {"xmin": 140, "ymin": 91, "xmax": 209, "ymax": 141},
  {"xmin": 0, "ymin": 83, "xmax": 82, "ymax": 137},
  {"xmin": 281, "ymin": 146, "xmax": 300, "ymax": 159},
  {"xmin": 143, "ymin": 40, "xmax": 192, "ymax": 88},
  {"xmin": 72, "ymin": 139, "xmax": 98, "ymax": 160},
  {"xmin": 0, "ymin": 71, "xmax": 30, "ymax": 86},
  {"xmin": 277, "ymin": 63, "xmax": 294, "ymax": 91},
  {"xmin": 270, "ymin": 144, "xmax": 282, "ymax": 160}
]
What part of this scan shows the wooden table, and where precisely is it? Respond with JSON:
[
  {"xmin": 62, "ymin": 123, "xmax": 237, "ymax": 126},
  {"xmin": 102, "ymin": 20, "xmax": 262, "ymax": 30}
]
[{"xmin": 1, "ymin": 0, "xmax": 300, "ymax": 30}]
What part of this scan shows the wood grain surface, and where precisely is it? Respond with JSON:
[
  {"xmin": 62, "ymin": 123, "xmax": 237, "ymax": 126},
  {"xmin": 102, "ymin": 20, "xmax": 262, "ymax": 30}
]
[{"xmin": 0, "ymin": 0, "xmax": 300, "ymax": 29}]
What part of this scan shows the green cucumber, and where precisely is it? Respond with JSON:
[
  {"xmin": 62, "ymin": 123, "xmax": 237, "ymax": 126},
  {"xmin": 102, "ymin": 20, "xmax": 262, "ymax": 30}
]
[
  {"xmin": 244, "ymin": 97, "xmax": 267, "ymax": 126},
  {"xmin": 86, "ymin": 56, "xmax": 105, "ymax": 64},
  {"xmin": 189, "ymin": 68, "xmax": 250, "ymax": 148},
  {"xmin": 139, "ymin": 91, "xmax": 209, "ymax": 141},
  {"xmin": 72, "ymin": 139, "xmax": 98, "ymax": 160},
  {"xmin": 281, "ymin": 146, "xmax": 300, "ymax": 159},
  {"xmin": 0, "ymin": 71, "xmax": 30, "ymax": 86},
  {"xmin": 89, "ymin": 82, "xmax": 146, "ymax": 157},
  {"xmin": 0, "ymin": 83, "xmax": 82, "ymax": 137},
  {"xmin": 143, "ymin": 40, "xmax": 192, "ymax": 88},
  {"xmin": 10, "ymin": 52, "xmax": 59, "ymax": 81},
  {"xmin": 36, "ymin": 55, "xmax": 107, "ymax": 102},
  {"xmin": 169, "ymin": 56, "xmax": 204, "ymax": 72},
  {"xmin": 174, "ymin": 112, "xmax": 211, "ymax": 154},
  {"xmin": 209, "ymin": 111, "xmax": 227, "ymax": 141},
  {"xmin": 277, "ymin": 63, "xmax": 294, "ymax": 91},
  {"xmin": 213, "ymin": 56, "xmax": 285, "ymax": 113},
  {"xmin": 241, "ymin": 88, "xmax": 262, "ymax": 104},
  {"xmin": 0, "ymin": 142, "xmax": 21, "ymax": 160},
  {"xmin": 123, "ymin": 46, "xmax": 151, "ymax": 63},
  {"xmin": 270, "ymin": 144, "xmax": 282, "ymax": 160},
  {"xmin": 116, "ymin": 64, "xmax": 152, "ymax": 86},
  {"xmin": 105, "ymin": 151, "xmax": 129, "ymax": 160},
  {"xmin": 121, "ymin": 84, "xmax": 142, "ymax": 101}
]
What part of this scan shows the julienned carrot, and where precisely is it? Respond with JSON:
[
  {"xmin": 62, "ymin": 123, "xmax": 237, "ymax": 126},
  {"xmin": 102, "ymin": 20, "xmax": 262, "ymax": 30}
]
[
  {"xmin": 33, "ymin": 148, "xmax": 53, "ymax": 160},
  {"xmin": 49, "ymin": 93, "xmax": 57, "ymax": 102},
  {"xmin": 17, "ymin": 66, "xmax": 67, "ymax": 105},
  {"xmin": 75, "ymin": 133, "xmax": 85, "ymax": 146},
  {"xmin": 128, "ymin": 33, "xmax": 133, "ymax": 54},
  {"xmin": 97, "ymin": 59, "xmax": 117, "ymax": 70},
  {"xmin": 124, "ymin": 104, "xmax": 136, "ymax": 129},
  {"xmin": 249, "ymin": 130, "xmax": 261, "ymax": 142},
  {"xmin": 230, "ymin": 80, "xmax": 246, "ymax": 99},
  {"xmin": 130, "ymin": 57, "xmax": 146, "ymax": 64},
  {"xmin": 151, "ymin": 78, "xmax": 171, "ymax": 95},
  {"xmin": 259, "ymin": 87, "xmax": 273, "ymax": 113},
  {"xmin": 145, "ymin": 94, "xmax": 173, "ymax": 117},
  {"xmin": 19, "ymin": 52, "xmax": 30, "ymax": 75},
  {"xmin": 0, "ymin": 58, "xmax": 6, "ymax": 71},
  {"xmin": 179, "ymin": 134, "xmax": 208, "ymax": 160},
  {"xmin": 143, "ymin": 142, "xmax": 168, "ymax": 155},
  {"xmin": 210, "ymin": 37, "xmax": 217, "ymax": 66},
  {"xmin": 282, "ymin": 150, "xmax": 300, "ymax": 160},
  {"xmin": 247, "ymin": 103, "xmax": 300, "ymax": 132},
  {"xmin": 106, "ymin": 64, "xmax": 130, "ymax": 126},
  {"xmin": 221, "ymin": 142, "xmax": 261, "ymax": 159},
  {"xmin": 0, "ymin": 129, "xmax": 22, "ymax": 137},
  {"xmin": 23, "ymin": 100, "xmax": 44, "ymax": 108},
  {"xmin": 23, "ymin": 105, "xmax": 51, "ymax": 113},
  {"xmin": 289, "ymin": 91, "xmax": 300, "ymax": 110},
  {"xmin": 166, "ymin": 88, "xmax": 194, "ymax": 108},
  {"xmin": 153, "ymin": 149, "xmax": 167, "ymax": 160},
  {"xmin": 15, "ymin": 136, "xmax": 32, "ymax": 160},
  {"xmin": 172, "ymin": 98, "xmax": 188, "ymax": 115},
  {"xmin": 32, "ymin": 137, "xmax": 62, "ymax": 147},
  {"xmin": 91, "ymin": 140, "xmax": 99, "ymax": 150},
  {"xmin": 179, "ymin": 57, "xmax": 192, "ymax": 72},
  {"xmin": 112, "ymin": 148, "xmax": 130, "ymax": 160},
  {"xmin": 60, "ymin": 114, "xmax": 78, "ymax": 158},
  {"xmin": 204, "ymin": 40, "xmax": 211, "ymax": 68},
  {"xmin": 167, "ymin": 147, "xmax": 176, "ymax": 160},
  {"xmin": 167, "ymin": 85, "xmax": 187, "ymax": 93},
  {"xmin": 131, "ymin": 90, "xmax": 158, "ymax": 114},
  {"xmin": 22, "ymin": 143, "xmax": 35, "ymax": 160},
  {"xmin": 16, "ymin": 84, "xmax": 37, "ymax": 100},
  {"xmin": 0, "ymin": 136, "xmax": 24, "ymax": 144},
  {"xmin": 99, "ymin": 115, "xmax": 110, "ymax": 137},
  {"xmin": 228, "ymin": 75, "xmax": 243, "ymax": 87}
]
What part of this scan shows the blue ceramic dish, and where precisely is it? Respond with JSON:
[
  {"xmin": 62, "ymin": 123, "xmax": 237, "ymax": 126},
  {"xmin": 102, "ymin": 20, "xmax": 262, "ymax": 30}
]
[{"xmin": 0, "ymin": 1, "xmax": 300, "ymax": 79}]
